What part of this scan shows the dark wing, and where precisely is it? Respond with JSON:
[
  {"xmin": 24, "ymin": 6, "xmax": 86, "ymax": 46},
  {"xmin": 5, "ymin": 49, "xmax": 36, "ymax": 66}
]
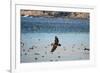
[
  {"xmin": 51, "ymin": 45, "xmax": 57, "ymax": 52},
  {"xmin": 55, "ymin": 36, "xmax": 59, "ymax": 44}
]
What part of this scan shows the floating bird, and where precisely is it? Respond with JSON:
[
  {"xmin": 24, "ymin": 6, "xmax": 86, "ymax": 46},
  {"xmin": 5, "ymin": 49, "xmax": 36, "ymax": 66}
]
[{"xmin": 51, "ymin": 36, "xmax": 61, "ymax": 52}]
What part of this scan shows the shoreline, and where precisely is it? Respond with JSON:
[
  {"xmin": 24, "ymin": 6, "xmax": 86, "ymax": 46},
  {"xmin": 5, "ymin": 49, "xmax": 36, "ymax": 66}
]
[
  {"xmin": 21, "ymin": 10, "xmax": 89, "ymax": 19},
  {"xmin": 21, "ymin": 15, "xmax": 89, "ymax": 20}
]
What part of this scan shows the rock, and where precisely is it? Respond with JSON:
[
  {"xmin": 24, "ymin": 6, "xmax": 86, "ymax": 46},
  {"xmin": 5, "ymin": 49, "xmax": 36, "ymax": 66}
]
[
  {"xmin": 84, "ymin": 48, "xmax": 90, "ymax": 51},
  {"xmin": 35, "ymin": 58, "xmax": 38, "ymax": 60},
  {"xmin": 58, "ymin": 56, "xmax": 60, "ymax": 58},
  {"xmin": 27, "ymin": 50, "xmax": 30, "ymax": 52},
  {"xmin": 45, "ymin": 52, "xmax": 47, "ymax": 54},
  {"xmin": 35, "ymin": 46, "xmax": 37, "ymax": 48},
  {"xmin": 64, "ymin": 49, "xmax": 66, "ymax": 51},
  {"xmin": 72, "ymin": 50, "xmax": 75, "ymax": 52},
  {"xmin": 45, "ymin": 46, "xmax": 47, "ymax": 48},
  {"xmin": 38, "ymin": 39, "xmax": 40, "ymax": 41},
  {"xmin": 34, "ymin": 53, "xmax": 40, "ymax": 55},
  {"xmin": 21, "ymin": 54, "xmax": 22, "ymax": 56},
  {"xmin": 50, "ymin": 60, "xmax": 53, "ymax": 61},
  {"xmin": 29, "ymin": 47, "xmax": 34, "ymax": 50},
  {"xmin": 21, "ymin": 42, "xmax": 24, "ymax": 46},
  {"xmin": 72, "ymin": 44, "xmax": 75, "ymax": 48},
  {"xmin": 42, "ymin": 56, "xmax": 44, "ymax": 58},
  {"xmin": 24, "ymin": 53, "xmax": 27, "ymax": 55},
  {"xmin": 23, "ymin": 49, "xmax": 25, "ymax": 52},
  {"xmin": 77, "ymin": 48, "xmax": 80, "ymax": 50},
  {"xmin": 81, "ymin": 44, "xmax": 84, "ymax": 46}
]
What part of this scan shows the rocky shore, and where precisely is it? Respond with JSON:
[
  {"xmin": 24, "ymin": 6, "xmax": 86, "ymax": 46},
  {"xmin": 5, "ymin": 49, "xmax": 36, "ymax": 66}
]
[{"xmin": 21, "ymin": 10, "xmax": 89, "ymax": 19}]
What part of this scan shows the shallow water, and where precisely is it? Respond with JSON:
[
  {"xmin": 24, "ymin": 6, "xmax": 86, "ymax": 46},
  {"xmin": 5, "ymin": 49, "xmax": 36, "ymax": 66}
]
[
  {"xmin": 21, "ymin": 16, "xmax": 89, "ymax": 63},
  {"xmin": 21, "ymin": 33, "xmax": 89, "ymax": 63}
]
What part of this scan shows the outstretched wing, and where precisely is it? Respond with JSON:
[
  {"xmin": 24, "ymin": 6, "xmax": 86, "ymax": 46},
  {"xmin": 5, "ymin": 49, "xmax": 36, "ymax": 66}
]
[
  {"xmin": 51, "ymin": 36, "xmax": 61, "ymax": 52},
  {"xmin": 51, "ymin": 45, "xmax": 57, "ymax": 52},
  {"xmin": 55, "ymin": 36, "xmax": 59, "ymax": 44}
]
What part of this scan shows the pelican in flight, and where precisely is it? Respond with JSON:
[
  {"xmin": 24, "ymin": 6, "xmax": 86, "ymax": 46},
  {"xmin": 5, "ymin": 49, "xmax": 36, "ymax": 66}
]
[{"xmin": 51, "ymin": 36, "xmax": 61, "ymax": 52}]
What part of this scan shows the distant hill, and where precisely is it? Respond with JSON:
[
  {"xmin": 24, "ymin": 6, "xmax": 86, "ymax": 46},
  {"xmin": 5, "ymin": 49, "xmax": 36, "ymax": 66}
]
[{"xmin": 21, "ymin": 10, "xmax": 89, "ymax": 19}]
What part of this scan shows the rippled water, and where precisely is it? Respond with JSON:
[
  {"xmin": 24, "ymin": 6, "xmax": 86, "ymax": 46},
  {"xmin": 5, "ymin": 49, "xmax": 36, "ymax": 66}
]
[
  {"xmin": 21, "ymin": 16, "xmax": 89, "ymax": 33},
  {"xmin": 20, "ymin": 16, "xmax": 89, "ymax": 63}
]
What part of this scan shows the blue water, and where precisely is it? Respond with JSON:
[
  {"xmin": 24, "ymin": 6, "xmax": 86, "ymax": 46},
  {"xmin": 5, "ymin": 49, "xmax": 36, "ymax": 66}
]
[
  {"xmin": 21, "ymin": 16, "xmax": 89, "ymax": 33},
  {"xmin": 21, "ymin": 16, "xmax": 89, "ymax": 63}
]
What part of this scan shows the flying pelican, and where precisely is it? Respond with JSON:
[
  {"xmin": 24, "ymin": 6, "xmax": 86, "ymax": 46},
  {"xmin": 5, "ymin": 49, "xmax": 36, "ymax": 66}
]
[{"xmin": 51, "ymin": 36, "xmax": 61, "ymax": 52}]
